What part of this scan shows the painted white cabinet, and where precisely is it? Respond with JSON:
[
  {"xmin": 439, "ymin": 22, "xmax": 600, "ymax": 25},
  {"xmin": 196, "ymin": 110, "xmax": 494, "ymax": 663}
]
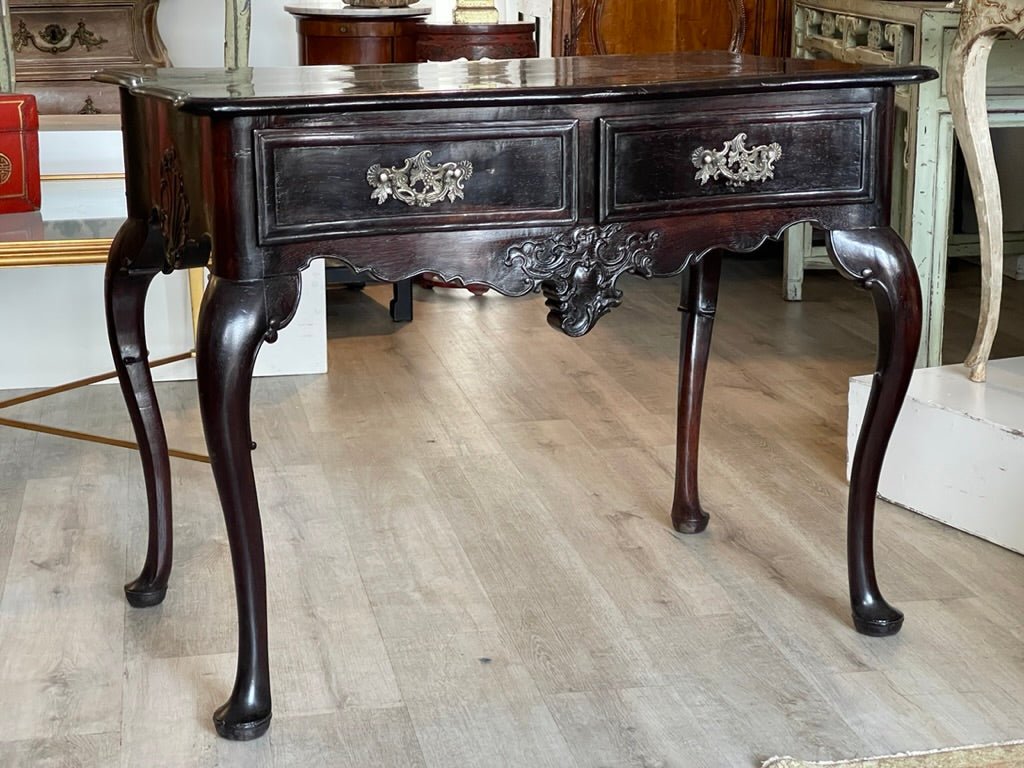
[{"xmin": 783, "ymin": 0, "xmax": 1024, "ymax": 369}]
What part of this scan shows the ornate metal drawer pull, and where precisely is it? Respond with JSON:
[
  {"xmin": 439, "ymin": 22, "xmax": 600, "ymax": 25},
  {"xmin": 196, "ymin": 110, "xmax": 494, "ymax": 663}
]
[
  {"xmin": 367, "ymin": 150, "xmax": 474, "ymax": 208},
  {"xmin": 691, "ymin": 133, "xmax": 783, "ymax": 187},
  {"xmin": 13, "ymin": 19, "xmax": 108, "ymax": 56}
]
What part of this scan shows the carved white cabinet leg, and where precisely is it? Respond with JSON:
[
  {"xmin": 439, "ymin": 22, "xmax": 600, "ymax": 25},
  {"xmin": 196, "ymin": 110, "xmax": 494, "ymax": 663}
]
[
  {"xmin": 949, "ymin": 0, "xmax": 1024, "ymax": 382},
  {"xmin": 783, "ymin": 223, "xmax": 812, "ymax": 301},
  {"xmin": 788, "ymin": 0, "xmax": 1024, "ymax": 369},
  {"xmin": 225, "ymin": 0, "xmax": 251, "ymax": 68}
]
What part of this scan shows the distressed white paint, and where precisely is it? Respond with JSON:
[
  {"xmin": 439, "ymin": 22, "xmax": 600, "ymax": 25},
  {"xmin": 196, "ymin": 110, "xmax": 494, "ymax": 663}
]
[
  {"xmin": 784, "ymin": 0, "xmax": 1024, "ymax": 371},
  {"xmin": 948, "ymin": 0, "xmax": 1024, "ymax": 382},
  {"xmin": 848, "ymin": 358, "xmax": 1024, "ymax": 555}
]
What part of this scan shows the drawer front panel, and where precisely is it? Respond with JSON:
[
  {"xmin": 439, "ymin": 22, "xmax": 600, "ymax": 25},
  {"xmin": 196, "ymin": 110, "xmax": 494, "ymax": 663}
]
[
  {"xmin": 256, "ymin": 121, "xmax": 578, "ymax": 243},
  {"xmin": 25, "ymin": 82, "xmax": 119, "ymax": 115},
  {"xmin": 600, "ymin": 104, "xmax": 876, "ymax": 221},
  {"xmin": 12, "ymin": 9, "xmax": 139, "ymax": 78}
]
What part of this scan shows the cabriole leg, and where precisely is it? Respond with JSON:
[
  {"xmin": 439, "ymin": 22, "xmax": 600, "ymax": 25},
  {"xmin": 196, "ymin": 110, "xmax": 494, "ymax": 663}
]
[
  {"xmin": 949, "ymin": 30, "xmax": 1003, "ymax": 383},
  {"xmin": 671, "ymin": 251, "xmax": 722, "ymax": 534},
  {"xmin": 196, "ymin": 273, "xmax": 301, "ymax": 740},
  {"xmin": 104, "ymin": 219, "xmax": 173, "ymax": 608},
  {"xmin": 826, "ymin": 228, "xmax": 921, "ymax": 637}
]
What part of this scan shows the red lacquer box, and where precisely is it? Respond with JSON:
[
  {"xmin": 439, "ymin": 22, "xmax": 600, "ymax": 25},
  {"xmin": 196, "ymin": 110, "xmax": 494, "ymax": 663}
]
[{"xmin": 0, "ymin": 95, "xmax": 41, "ymax": 214}]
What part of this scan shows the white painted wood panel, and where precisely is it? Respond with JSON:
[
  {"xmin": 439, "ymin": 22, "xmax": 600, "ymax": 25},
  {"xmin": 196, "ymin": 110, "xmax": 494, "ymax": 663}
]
[{"xmin": 848, "ymin": 358, "xmax": 1024, "ymax": 554}]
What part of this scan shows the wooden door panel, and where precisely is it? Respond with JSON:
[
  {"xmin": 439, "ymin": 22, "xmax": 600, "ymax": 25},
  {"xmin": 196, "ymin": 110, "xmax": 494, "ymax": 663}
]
[
  {"xmin": 601, "ymin": 0, "xmax": 677, "ymax": 54},
  {"xmin": 554, "ymin": 0, "xmax": 790, "ymax": 58},
  {"xmin": 676, "ymin": 0, "xmax": 745, "ymax": 53}
]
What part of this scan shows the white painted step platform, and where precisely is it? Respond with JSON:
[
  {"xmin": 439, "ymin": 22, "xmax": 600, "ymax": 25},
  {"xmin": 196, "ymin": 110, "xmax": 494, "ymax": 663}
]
[{"xmin": 848, "ymin": 358, "xmax": 1024, "ymax": 555}]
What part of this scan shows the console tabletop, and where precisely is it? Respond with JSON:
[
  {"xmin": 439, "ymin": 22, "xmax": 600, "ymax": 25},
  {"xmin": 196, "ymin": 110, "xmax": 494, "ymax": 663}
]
[{"xmin": 95, "ymin": 51, "xmax": 934, "ymax": 740}]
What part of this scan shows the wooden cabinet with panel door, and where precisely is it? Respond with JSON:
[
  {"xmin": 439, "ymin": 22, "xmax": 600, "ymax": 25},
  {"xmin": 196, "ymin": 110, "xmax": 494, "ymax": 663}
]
[{"xmin": 554, "ymin": 0, "xmax": 791, "ymax": 57}]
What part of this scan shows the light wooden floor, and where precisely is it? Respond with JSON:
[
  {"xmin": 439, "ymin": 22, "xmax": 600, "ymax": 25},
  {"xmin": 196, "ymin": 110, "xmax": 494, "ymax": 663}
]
[{"xmin": 1, "ymin": 255, "xmax": 1023, "ymax": 767}]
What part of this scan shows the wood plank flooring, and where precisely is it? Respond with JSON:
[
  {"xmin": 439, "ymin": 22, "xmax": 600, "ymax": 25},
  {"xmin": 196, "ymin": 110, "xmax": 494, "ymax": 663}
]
[{"xmin": 1, "ymin": 254, "xmax": 1023, "ymax": 767}]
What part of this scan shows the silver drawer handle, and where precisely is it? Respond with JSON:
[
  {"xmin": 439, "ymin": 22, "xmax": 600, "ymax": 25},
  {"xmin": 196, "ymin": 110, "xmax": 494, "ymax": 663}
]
[
  {"xmin": 367, "ymin": 150, "xmax": 474, "ymax": 208},
  {"xmin": 691, "ymin": 133, "xmax": 783, "ymax": 187}
]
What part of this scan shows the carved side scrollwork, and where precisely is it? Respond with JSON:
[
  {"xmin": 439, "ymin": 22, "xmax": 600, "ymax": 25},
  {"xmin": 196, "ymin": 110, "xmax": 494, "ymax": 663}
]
[
  {"xmin": 151, "ymin": 147, "xmax": 211, "ymax": 273},
  {"xmin": 504, "ymin": 224, "xmax": 661, "ymax": 337},
  {"xmin": 13, "ymin": 19, "xmax": 107, "ymax": 55}
]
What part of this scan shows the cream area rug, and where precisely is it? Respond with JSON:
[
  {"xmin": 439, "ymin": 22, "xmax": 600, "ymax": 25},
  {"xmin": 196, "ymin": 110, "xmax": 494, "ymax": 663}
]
[{"xmin": 762, "ymin": 740, "xmax": 1024, "ymax": 767}]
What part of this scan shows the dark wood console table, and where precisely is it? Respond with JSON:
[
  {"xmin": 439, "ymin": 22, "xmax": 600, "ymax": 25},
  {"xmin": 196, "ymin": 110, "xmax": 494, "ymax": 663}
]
[{"xmin": 95, "ymin": 52, "xmax": 934, "ymax": 741}]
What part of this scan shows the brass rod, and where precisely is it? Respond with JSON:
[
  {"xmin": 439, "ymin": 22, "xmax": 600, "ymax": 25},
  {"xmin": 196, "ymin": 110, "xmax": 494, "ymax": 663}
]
[
  {"xmin": 188, "ymin": 268, "xmax": 206, "ymax": 336},
  {"xmin": 0, "ymin": 416, "xmax": 210, "ymax": 464},
  {"xmin": 0, "ymin": 351, "xmax": 195, "ymax": 410},
  {"xmin": 41, "ymin": 172, "xmax": 126, "ymax": 182},
  {"xmin": 0, "ymin": 237, "xmax": 112, "ymax": 262}
]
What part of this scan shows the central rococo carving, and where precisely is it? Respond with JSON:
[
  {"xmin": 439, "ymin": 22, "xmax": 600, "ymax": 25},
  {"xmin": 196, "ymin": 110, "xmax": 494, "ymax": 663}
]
[{"xmin": 504, "ymin": 224, "xmax": 661, "ymax": 337}]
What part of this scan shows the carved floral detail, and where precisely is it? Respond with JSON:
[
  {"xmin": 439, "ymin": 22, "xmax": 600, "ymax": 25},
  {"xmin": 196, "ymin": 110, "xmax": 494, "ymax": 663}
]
[
  {"xmin": 504, "ymin": 224, "xmax": 661, "ymax": 337},
  {"xmin": 956, "ymin": 0, "xmax": 1024, "ymax": 36},
  {"xmin": 692, "ymin": 133, "xmax": 783, "ymax": 187},
  {"xmin": 867, "ymin": 19, "xmax": 883, "ymax": 49},
  {"xmin": 367, "ymin": 150, "xmax": 473, "ymax": 208}
]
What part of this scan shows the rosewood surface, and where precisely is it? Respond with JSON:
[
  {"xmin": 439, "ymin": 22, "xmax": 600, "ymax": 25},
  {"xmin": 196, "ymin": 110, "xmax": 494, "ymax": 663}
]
[{"xmin": 95, "ymin": 51, "xmax": 935, "ymax": 740}]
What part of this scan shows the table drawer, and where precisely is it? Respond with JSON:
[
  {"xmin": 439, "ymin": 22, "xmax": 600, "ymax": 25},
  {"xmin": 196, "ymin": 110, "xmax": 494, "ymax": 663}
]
[
  {"xmin": 256, "ymin": 121, "xmax": 578, "ymax": 243},
  {"xmin": 11, "ymin": 7, "xmax": 139, "ymax": 79},
  {"xmin": 599, "ymin": 103, "xmax": 878, "ymax": 221}
]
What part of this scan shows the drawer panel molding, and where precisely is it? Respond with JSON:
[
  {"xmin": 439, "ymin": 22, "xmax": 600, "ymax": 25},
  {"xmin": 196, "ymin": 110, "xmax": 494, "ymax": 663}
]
[
  {"xmin": 600, "ymin": 103, "xmax": 877, "ymax": 220},
  {"xmin": 256, "ymin": 120, "xmax": 579, "ymax": 243}
]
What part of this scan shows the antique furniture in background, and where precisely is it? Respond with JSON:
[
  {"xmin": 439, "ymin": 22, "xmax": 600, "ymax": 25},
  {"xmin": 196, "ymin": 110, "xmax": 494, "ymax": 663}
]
[
  {"xmin": 286, "ymin": 4, "xmax": 536, "ymax": 65},
  {"xmin": 286, "ymin": 3, "xmax": 538, "ymax": 318},
  {"xmin": 415, "ymin": 21, "xmax": 537, "ymax": 60},
  {"xmin": 948, "ymin": 0, "xmax": 1024, "ymax": 382},
  {"xmin": 554, "ymin": 0, "xmax": 790, "ymax": 57},
  {"xmin": 0, "ymin": 95, "xmax": 40, "ymax": 213},
  {"xmin": 9, "ymin": 0, "xmax": 169, "ymax": 115},
  {"xmin": 96, "ymin": 53, "xmax": 933, "ymax": 739},
  {"xmin": 784, "ymin": 0, "xmax": 1024, "ymax": 369},
  {"xmin": 509, "ymin": 0, "xmax": 555, "ymax": 57},
  {"xmin": 225, "ymin": 0, "xmax": 251, "ymax": 69},
  {"xmin": 453, "ymin": 0, "xmax": 500, "ymax": 23},
  {"xmin": 287, "ymin": 4, "xmax": 428, "ymax": 65}
]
